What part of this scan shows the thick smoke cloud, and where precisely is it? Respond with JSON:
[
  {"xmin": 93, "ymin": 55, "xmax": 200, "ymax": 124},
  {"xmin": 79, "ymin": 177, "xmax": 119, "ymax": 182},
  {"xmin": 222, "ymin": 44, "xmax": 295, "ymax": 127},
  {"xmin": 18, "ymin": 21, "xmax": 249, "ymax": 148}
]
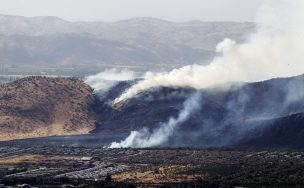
[
  {"xmin": 109, "ymin": 92, "xmax": 201, "ymax": 148},
  {"xmin": 91, "ymin": 0, "xmax": 304, "ymax": 149},
  {"xmin": 113, "ymin": 0, "xmax": 304, "ymax": 105}
]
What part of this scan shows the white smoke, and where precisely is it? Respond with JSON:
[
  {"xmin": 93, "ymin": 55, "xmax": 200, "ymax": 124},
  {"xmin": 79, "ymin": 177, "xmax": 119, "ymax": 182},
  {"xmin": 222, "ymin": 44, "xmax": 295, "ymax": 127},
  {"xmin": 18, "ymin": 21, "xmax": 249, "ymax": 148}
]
[
  {"xmin": 85, "ymin": 69, "xmax": 138, "ymax": 94},
  {"xmin": 113, "ymin": 0, "xmax": 304, "ymax": 105},
  {"xmin": 109, "ymin": 92, "xmax": 201, "ymax": 148}
]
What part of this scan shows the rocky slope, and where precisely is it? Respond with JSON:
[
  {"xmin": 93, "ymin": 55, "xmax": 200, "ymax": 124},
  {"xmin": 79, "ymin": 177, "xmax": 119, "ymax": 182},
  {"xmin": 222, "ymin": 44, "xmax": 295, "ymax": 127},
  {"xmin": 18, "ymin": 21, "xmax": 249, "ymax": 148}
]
[{"xmin": 0, "ymin": 76, "xmax": 96, "ymax": 141}]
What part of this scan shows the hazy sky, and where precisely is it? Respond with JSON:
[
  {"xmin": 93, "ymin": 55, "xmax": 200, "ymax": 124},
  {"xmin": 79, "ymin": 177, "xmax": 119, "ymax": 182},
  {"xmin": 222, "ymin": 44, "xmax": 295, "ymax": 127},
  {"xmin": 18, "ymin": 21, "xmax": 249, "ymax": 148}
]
[{"xmin": 0, "ymin": 0, "xmax": 265, "ymax": 22}]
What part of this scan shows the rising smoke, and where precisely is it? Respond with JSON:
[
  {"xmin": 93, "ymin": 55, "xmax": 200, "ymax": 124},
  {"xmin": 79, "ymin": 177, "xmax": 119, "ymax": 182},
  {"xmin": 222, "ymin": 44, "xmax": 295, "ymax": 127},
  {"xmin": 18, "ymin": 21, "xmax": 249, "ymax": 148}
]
[
  {"xmin": 85, "ymin": 69, "xmax": 138, "ymax": 96},
  {"xmin": 109, "ymin": 92, "xmax": 201, "ymax": 148},
  {"xmin": 97, "ymin": 0, "xmax": 304, "ymax": 149},
  {"xmin": 113, "ymin": 0, "xmax": 304, "ymax": 105}
]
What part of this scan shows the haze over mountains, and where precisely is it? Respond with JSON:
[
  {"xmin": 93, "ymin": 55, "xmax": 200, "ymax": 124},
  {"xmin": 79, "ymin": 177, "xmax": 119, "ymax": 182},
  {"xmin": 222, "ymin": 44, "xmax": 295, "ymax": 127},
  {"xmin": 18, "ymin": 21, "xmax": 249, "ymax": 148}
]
[
  {"xmin": 1, "ymin": 2, "xmax": 303, "ymax": 150},
  {"xmin": 2, "ymin": 2, "xmax": 304, "ymax": 187},
  {"xmin": 0, "ymin": 15, "xmax": 254, "ymax": 71}
]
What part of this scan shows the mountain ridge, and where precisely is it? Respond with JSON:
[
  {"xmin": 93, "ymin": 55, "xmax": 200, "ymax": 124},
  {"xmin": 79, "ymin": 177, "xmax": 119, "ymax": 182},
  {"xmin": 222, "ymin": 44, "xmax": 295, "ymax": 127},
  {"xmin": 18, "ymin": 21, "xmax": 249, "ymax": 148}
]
[{"xmin": 0, "ymin": 14, "xmax": 255, "ymax": 71}]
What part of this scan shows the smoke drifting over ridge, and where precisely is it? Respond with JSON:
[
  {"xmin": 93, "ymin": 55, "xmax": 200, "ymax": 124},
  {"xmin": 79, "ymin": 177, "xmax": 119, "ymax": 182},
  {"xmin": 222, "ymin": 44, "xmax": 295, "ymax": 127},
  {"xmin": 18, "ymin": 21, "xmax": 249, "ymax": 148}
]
[
  {"xmin": 84, "ymin": 0, "xmax": 304, "ymax": 149},
  {"xmin": 113, "ymin": 0, "xmax": 304, "ymax": 105},
  {"xmin": 109, "ymin": 92, "xmax": 201, "ymax": 148},
  {"xmin": 85, "ymin": 69, "xmax": 138, "ymax": 96}
]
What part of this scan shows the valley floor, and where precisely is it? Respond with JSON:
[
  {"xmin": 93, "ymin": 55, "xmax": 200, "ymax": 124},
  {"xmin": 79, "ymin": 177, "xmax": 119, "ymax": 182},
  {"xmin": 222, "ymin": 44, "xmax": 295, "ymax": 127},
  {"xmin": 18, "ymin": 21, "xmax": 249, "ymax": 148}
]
[{"xmin": 0, "ymin": 146, "xmax": 303, "ymax": 187}]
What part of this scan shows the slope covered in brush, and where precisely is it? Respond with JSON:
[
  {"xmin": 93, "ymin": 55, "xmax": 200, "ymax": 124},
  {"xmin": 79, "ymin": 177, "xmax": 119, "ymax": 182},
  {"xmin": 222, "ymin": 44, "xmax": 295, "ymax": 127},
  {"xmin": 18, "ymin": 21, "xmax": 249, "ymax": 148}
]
[{"xmin": 0, "ymin": 76, "xmax": 97, "ymax": 140}]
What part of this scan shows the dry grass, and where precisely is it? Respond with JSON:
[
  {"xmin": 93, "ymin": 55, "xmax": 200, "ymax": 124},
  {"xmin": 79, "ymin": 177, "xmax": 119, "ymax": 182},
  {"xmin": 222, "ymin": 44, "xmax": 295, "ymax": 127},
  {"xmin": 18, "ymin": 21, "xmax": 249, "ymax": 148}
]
[
  {"xmin": 113, "ymin": 165, "xmax": 206, "ymax": 184},
  {"xmin": 0, "ymin": 154, "xmax": 80, "ymax": 164},
  {"xmin": 0, "ymin": 125, "xmax": 92, "ymax": 141},
  {"xmin": 0, "ymin": 76, "xmax": 96, "ymax": 141}
]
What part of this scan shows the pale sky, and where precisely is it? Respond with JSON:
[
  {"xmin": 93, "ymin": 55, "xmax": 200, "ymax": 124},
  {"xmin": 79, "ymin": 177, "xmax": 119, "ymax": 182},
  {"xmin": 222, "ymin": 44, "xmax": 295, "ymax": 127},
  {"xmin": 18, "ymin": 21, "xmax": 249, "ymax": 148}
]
[{"xmin": 0, "ymin": 0, "xmax": 265, "ymax": 22}]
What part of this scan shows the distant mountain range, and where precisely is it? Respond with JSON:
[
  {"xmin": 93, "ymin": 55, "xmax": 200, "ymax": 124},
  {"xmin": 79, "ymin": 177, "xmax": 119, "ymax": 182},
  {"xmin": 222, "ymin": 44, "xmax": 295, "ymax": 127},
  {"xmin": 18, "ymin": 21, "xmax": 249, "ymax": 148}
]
[{"xmin": 0, "ymin": 15, "xmax": 255, "ymax": 70}]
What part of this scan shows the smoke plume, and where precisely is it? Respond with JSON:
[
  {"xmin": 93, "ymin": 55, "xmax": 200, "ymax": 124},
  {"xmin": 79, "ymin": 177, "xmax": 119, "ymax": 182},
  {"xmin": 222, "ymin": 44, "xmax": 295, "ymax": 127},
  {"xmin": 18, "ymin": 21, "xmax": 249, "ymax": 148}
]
[
  {"xmin": 113, "ymin": 0, "xmax": 304, "ymax": 105},
  {"xmin": 85, "ymin": 69, "xmax": 138, "ymax": 95},
  {"xmin": 109, "ymin": 92, "xmax": 201, "ymax": 148}
]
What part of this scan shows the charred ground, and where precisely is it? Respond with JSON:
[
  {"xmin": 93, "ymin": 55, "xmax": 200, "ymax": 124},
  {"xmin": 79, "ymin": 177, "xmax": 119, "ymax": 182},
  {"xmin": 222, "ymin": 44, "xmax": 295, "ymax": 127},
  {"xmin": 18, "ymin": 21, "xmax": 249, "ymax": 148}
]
[
  {"xmin": 0, "ymin": 147, "xmax": 304, "ymax": 187},
  {"xmin": 0, "ymin": 75, "xmax": 304, "ymax": 150},
  {"xmin": 91, "ymin": 74, "xmax": 304, "ymax": 149}
]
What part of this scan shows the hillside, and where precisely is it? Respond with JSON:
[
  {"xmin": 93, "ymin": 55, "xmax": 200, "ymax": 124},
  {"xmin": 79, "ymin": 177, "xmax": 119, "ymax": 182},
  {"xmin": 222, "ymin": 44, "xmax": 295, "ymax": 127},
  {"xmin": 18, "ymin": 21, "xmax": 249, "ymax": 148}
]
[
  {"xmin": 0, "ymin": 76, "xmax": 96, "ymax": 141},
  {"xmin": 91, "ymin": 74, "xmax": 304, "ymax": 149},
  {"xmin": 1, "ymin": 75, "xmax": 304, "ymax": 150}
]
